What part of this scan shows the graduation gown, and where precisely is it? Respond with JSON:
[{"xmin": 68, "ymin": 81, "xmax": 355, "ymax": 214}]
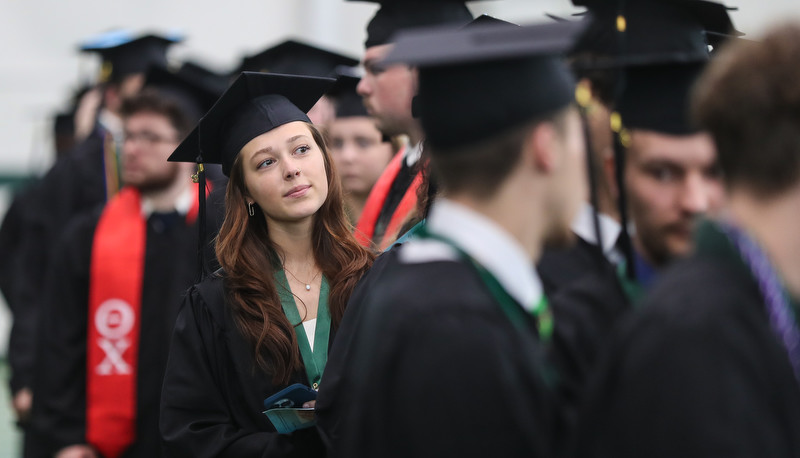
[
  {"xmin": 334, "ymin": 246, "xmax": 559, "ymax": 458},
  {"xmin": 9, "ymin": 133, "xmax": 110, "ymax": 397},
  {"xmin": 573, "ymin": 221, "xmax": 800, "ymax": 458},
  {"xmin": 315, "ymin": 248, "xmax": 399, "ymax": 456},
  {"xmin": 32, "ymin": 204, "xmax": 199, "ymax": 457},
  {"xmin": 159, "ymin": 274, "xmax": 326, "ymax": 458},
  {"xmin": 538, "ymin": 237, "xmax": 609, "ymax": 298},
  {"xmin": 2, "ymin": 185, "xmax": 40, "ymax": 394}
]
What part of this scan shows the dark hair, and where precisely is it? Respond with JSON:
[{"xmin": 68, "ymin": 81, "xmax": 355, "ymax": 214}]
[
  {"xmin": 119, "ymin": 87, "xmax": 196, "ymax": 139},
  {"xmin": 215, "ymin": 122, "xmax": 374, "ymax": 384},
  {"xmin": 429, "ymin": 107, "xmax": 571, "ymax": 198},
  {"xmin": 692, "ymin": 24, "xmax": 800, "ymax": 198}
]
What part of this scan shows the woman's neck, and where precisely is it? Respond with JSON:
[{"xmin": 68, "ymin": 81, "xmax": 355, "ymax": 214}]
[{"xmin": 268, "ymin": 216, "xmax": 317, "ymax": 271}]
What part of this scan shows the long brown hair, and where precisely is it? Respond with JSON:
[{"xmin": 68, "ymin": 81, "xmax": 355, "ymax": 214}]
[{"xmin": 215, "ymin": 122, "xmax": 374, "ymax": 384}]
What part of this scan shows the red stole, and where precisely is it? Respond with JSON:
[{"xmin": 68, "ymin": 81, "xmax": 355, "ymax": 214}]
[
  {"xmin": 87, "ymin": 186, "xmax": 200, "ymax": 457},
  {"xmin": 354, "ymin": 146, "xmax": 423, "ymax": 250}
]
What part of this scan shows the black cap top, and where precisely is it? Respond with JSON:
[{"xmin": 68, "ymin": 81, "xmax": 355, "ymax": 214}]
[
  {"xmin": 177, "ymin": 60, "xmax": 232, "ymax": 100},
  {"xmin": 384, "ymin": 20, "xmax": 584, "ymax": 150},
  {"xmin": 616, "ymin": 61, "xmax": 706, "ymax": 135},
  {"xmin": 328, "ymin": 73, "xmax": 369, "ymax": 118},
  {"xmin": 466, "ymin": 14, "xmax": 517, "ymax": 28},
  {"xmin": 80, "ymin": 31, "xmax": 183, "ymax": 83},
  {"xmin": 234, "ymin": 39, "xmax": 359, "ymax": 77},
  {"xmin": 142, "ymin": 65, "xmax": 226, "ymax": 125},
  {"xmin": 570, "ymin": 0, "xmax": 740, "ymax": 68},
  {"xmin": 168, "ymin": 72, "xmax": 335, "ymax": 176},
  {"xmin": 349, "ymin": 0, "xmax": 474, "ymax": 48}
]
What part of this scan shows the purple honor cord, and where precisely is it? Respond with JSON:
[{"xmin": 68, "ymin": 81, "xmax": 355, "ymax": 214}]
[{"xmin": 719, "ymin": 221, "xmax": 800, "ymax": 385}]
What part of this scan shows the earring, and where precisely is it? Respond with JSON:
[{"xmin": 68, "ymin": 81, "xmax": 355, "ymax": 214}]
[{"xmin": 247, "ymin": 201, "xmax": 255, "ymax": 217}]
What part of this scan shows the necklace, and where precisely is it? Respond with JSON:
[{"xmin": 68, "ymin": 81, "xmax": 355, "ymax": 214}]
[{"xmin": 283, "ymin": 266, "xmax": 320, "ymax": 291}]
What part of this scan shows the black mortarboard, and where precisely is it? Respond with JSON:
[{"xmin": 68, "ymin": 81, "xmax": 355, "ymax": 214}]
[
  {"xmin": 234, "ymin": 39, "xmax": 359, "ymax": 78},
  {"xmin": 384, "ymin": 20, "xmax": 584, "ymax": 151},
  {"xmin": 168, "ymin": 72, "xmax": 335, "ymax": 176},
  {"xmin": 349, "ymin": 0, "xmax": 474, "ymax": 48},
  {"xmin": 81, "ymin": 31, "xmax": 183, "ymax": 83},
  {"xmin": 142, "ymin": 65, "xmax": 225, "ymax": 125},
  {"xmin": 177, "ymin": 60, "xmax": 232, "ymax": 100},
  {"xmin": 616, "ymin": 61, "xmax": 705, "ymax": 135},
  {"xmin": 328, "ymin": 73, "xmax": 369, "ymax": 118},
  {"xmin": 570, "ymin": 0, "xmax": 740, "ymax": 68},
  {"xmin": 466, "ymin": 14, "xmax": 517, "ymax": 28}
]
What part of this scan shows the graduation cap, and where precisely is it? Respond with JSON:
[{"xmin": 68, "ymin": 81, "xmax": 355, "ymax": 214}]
[
  {"xmin": 570, "ymin": 0, "xmax": 740, "ymax": 68},
  {"xmin": 142, "ymin": 65, "xmax": 225, "ymax": 126},
  {"xmin": 466, "ymin": 14, "xmax": 517, "ymax": 28},
  {"xmin": 80, "ymin": 31, "xmax": 183, "ymax": 83},
  {"xmin": 348, "ymin": 0, "xmax": 474, "ymax": 48},
  {"xmin": 177, "ymin": 60, "xmax": 232, "ymax": 99},
  {"xmin": 234, "ymin": 39, "xmax": 359, "ymax": 78},
  {"xmin": 328, "ymin": 73, "xmax": 369, "ymax": 118},
  {"xmin": 168, "ymin": 72, "xmax": 335, "ymax": 176},
  {"xmin": 383, "ymin": 20, "xmax": 585, "ymax": 151},
  {"xmin": 616, "ymin": 62, "xmax": 706, "ymax": 135}
]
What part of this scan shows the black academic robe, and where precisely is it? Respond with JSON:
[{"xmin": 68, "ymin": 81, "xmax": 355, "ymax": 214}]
[
  {"xmin": 573, "ymin": 223, "xmax": 800, "ymax": 458},
  {"xmin": 31, "ymin": 205, "xmax": 199, "ymax": 458},
  {"xmin": 538, "ymin": 237, "xmax": 610, "ymax": 298},
  {"xmin": 159, "ymin": 274, "xmax": 326, "ymax": 458},
  {"xmin": 9, "ymin": 133, "xmax": 109, "ymax": 398},
  {"xmin": 546, "ymin": 263, "xmax": 630, "ymax": 436},
  {"xmin": 333, "ymin": 248, "xmax": 559, "ymax": 458},
  {"xmin": 315, "ymin": 248, "xmax": 397, "ymax": 456},
  {"xmin": 2, "ymin": 185, "xmax": 39, "ymax": 394}
]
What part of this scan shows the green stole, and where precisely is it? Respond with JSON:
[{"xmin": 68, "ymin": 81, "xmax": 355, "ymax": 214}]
[
  {"xmin": 418, "ymin": 227, "xmax": 553, "ymax": 343},
  {"xmin": 274, "ymin": 271, "xmax": 331, "ymax": 390}
]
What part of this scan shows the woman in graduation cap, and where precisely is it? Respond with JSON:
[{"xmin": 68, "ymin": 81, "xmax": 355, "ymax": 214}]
[{"xmin": 160, "ymin": 72, "xmax": 374, "ymax": 457}]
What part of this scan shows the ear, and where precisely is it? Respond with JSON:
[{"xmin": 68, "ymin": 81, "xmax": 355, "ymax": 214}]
[{"xmin": 529, "ymin": 122, "xmax": 557, "ymax": 173}]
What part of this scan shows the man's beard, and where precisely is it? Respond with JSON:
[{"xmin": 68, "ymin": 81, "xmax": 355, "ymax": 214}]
[{"xmin": 125, "ymin": 166, "xmax": 180, "ymax": 194}]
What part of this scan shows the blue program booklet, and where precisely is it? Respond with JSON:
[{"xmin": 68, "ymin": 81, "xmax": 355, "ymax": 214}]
[{"xmin": 262, "ymin": 383, "xmax": 317, "ymax": 434}]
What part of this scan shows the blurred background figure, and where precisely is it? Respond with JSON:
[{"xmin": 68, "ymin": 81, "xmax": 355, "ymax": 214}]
[
  {"xmin": 2, "ymin": 30, "xmax": 184, "ymax": 458},
  {"xmin": 327, "ymin": 74, "xmax": 397, "ymax": 224},
  {"xmin": 31, "ymin": 65, "xmax": 219, "ymax": 458}
]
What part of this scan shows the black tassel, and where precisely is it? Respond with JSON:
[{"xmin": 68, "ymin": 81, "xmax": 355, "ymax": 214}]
[
  {"xmin": 194, "ymin": 156, "xmax": 208, "ymax": 282},
  {"xmin": 612, "ymin": 133, "xmax": 636, "ymax": 281},
  {"xmin": 575, "ymin": 83, "xmax": 607, "ymax": 268}
]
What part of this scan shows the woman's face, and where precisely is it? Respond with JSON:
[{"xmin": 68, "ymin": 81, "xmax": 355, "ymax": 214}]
[
  {"xmin": 327, "ymin": 116, "xmax": 394, "ymax": 197},
  {"xmin": 239, "ymin": 121, "xmax": 329, "ymax": 224}
]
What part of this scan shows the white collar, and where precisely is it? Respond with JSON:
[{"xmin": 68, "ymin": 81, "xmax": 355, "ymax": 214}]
[
  {"xmin": 403, "ymin": 198, "xmax": 543, "ymax": 311},
  {"xmin": 140, "ymin": 187, "xmax": 194, "ymax": 218},
  {"xmin": 404, "ymin": 142, "xmax": 422, "ymax": 167},
  {"xmin": 571, "ymin": 202, "xmax": 622, "ymax": 256}
]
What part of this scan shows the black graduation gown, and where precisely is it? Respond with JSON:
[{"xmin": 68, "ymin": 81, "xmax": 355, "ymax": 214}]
[
  {"xmin": 333, "ymin": 248, "xmax": 559, "ymax": 458},
  {"xmin": 546, "ymin": 263, "xmax": 630, "ymax": 435},
  {"xmin": 573, "ymin": 223, "xmax": 800, "ymax": 458},
  {"xmin": 159, "ymin": 274, "xmax": 326, "ymax": 458},
  {"xmin": 315, "ymin": 248, "xmax": 397, "ymax": 456},
  {"xmin": 31, "ymin": 205, "xmax": 199, "ymax": 457},
  {"xmin": 2, "ymin": 185, "xmax": 40, "ymax": 394},
  {"xmin": 538, "ymin": 237, "xmax": 610, "ymax": 298},
  {"xmin": 9, "ymin": 133, "xmax": 109, "ymax": 397}
]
